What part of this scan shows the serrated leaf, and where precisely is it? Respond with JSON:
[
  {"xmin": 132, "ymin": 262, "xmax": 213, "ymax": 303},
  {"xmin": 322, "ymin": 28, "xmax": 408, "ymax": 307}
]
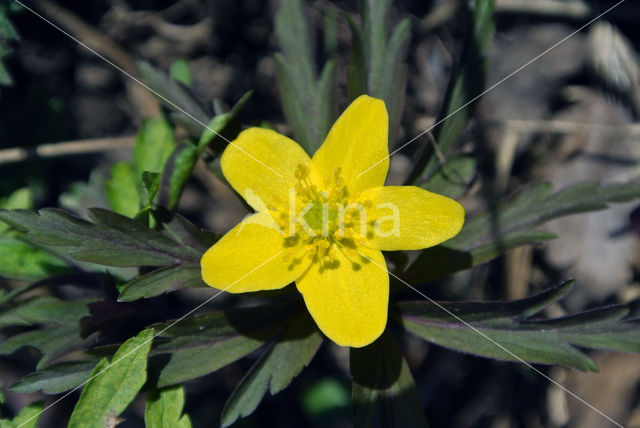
[
  {"xmin": 351, "ymin": 330, "xmax": 427, "ymax": 428},
  {"xmin": 406, "ymin": 0, "xmax": 494, "ymax": 184},
  {"xmin": 134, "ymin": 117, "xmax": 175, "ymax": 177},
  {"xmin": 405, "ymin": 181, "xmax": 640, "ymax": 282},
  {"xmin": 118, "ymin": 264, "xmax": 204, "ymax": 302},
  {"xmin": 169, "ymin": 59, "xmax": 192, "ymax": 87},
  {"xmin": 11, "ymin": 361, "xmax": 95, "ymax": 394},
  {"xmin": 150, "ymin": 301, "xmax": 301, "ymax": 387},
  {"xmin": 395, "ymin": 284, "xmax": 640, "ymax": 371},
  {"xmin": 0, "ymin": 208, "xmax": 197, "ymax": 267},
  {"xmin": 158, "ymin": 142, "xmax": 199, "ymax": 211},
  {"xmin": 145, "ymin": 386, "xmax": 192, "ymax": 428},
  {"xmin": 106, "ymin": 162, "xmax": 141, "ymax": 218},
  {"xmin": 220, "ymin": 312, "xmax": 322, "ymax": 427},
  {"xmin": 274, "ymin": 0, "xmax": 335, "ymax": 153},
  {"xmin": 68, "ymin": 329, "xmax": 154, "ymax": 428},
  {"xmin": 0, "ymin": 296, "xmax": 95, "ymax": 369}
]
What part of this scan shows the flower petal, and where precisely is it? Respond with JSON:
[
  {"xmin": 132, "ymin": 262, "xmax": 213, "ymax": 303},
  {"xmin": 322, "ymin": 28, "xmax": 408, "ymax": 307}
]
[
  {"xmin": 296, "ymin": 246, "xmax": 388, "ymax": 347},
  {"xmin": 310, "ymin": 95, "xmax": 389, "ymax": 195},
  {"xmin": 358, "ymin": 186, "xmax": 465, "ymax": 251},
  {"xmin": 201, "ymin": 213, "xmax": 311, "ymax": 293},
  {"xmin": 221, "ymin": 128, "xmax": 311, "ymax": 212}
]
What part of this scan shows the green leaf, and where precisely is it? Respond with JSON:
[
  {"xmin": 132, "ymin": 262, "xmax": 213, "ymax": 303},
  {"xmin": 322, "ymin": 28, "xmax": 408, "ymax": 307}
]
[
  {"xmin": 0, "ymin": 296, "xmax": 93, "ymax": 328},
  {"xmin": 134, "ymin": 117, "xmax": 176, "ymax": 177},
  {"xmin": 274, "ymin": 0, "xmax": 335, "ymax": 153},
  {"xmin": 421, "ymin": 154, "xmax": 476, "ymax": 198},
  {"xmin": 0, "ymin": 297, "xmax": 95, "ymax": 369},
  {"xmin": 11, "ymin": 361, "xmax": 95, "ymax": 394},
  {"xmin": 0, "ymin": 401, "xmax": 44, "ymax": 428},
  {"xmin": 138, "ymin": 61, "xmax": 209, "ymax": 130},
  {"xmin": 197, "ymin": 90, "xmax": 252, "ymax": 153},
  {"xmin": 351, "ymin": 330, "xmax": 428, "ymax": 428},
  {"xmin": 150, "ymin": 301, "xmax": 301, "ymax": 387},
  {"xmin": 68, "ymin": 329, "xmax": 154, "ymax": 428},
  {"xmin": 145, "ymin": 386, "xmax": 192, "ymax": 428},
  {"xmin": 406, "ymin": 0, "xmax": 494, "ymax": 184},
  {"xmin": 405, "ymin": 182, "xmax": 640, "ymax": 282},
  {"xmin": 0, "ymin": 187, "xmax": 33, "ymax": 234},
  {"xmin": 118, "ymin": 264, "xmax": 204, "ymax": 302},
  {"xmin": 220, "ymin": 312, "xmax": 323, "ymax": 427},
  {"xmin": 157, "ymin": 142, "xmax": 199, "ymax": 211},
  {"xmin": 169, "ymin": 59, "xmax": 192, "ymax": 87},
  {"xmin": 0, "ymin": 208, "xmax": 197, "ymax": 267},
  {"xmin": 105, "ymin": 162, "xmax": 141, "ymax": 218},
  {"xmin": 395, "ymin": 282, "xmax": 640, "ymax": 371},
  {"xmin": 0, "ymin": 235, "xmax": 68, "ymax": 280},
  {"xmin": 348, "ymin": 1, "xmax": 411, "ymax": 145}
]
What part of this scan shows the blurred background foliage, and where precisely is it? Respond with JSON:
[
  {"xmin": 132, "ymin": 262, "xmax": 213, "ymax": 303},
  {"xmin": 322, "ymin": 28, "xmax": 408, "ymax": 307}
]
[{"xmin": 1, "ymin": 0, "xmax": 640, "ymax": 427}]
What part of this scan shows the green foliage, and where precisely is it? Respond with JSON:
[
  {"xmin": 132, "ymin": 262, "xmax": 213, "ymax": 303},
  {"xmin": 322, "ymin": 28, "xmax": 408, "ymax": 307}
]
[
  {"xmin": 134, "ymin": 117, "xmax": 176, "ymax": 176},
  {"xmin": 149, "ymin": 301, "xmax": 303, "ymax": 387},
  {"xmin": 68, "ymin": 329, "xmax": 153, "ymax": 428},
  {"xmin": 406, "ymin": 0, "xmax": 495, "ymax": 185},
  {"xmin": 395, "ymin": 281, "xmax": 640, "ymax": 371},
  {"xmin": 106, "ymin": 162, "xmax": 141, "ymax": 218},
  {"xmin": 138, "ymin": 61, "xmax": 209, "ymax": 134},
  {"xmin": 421, "ymin": 154, "xmax": 476, "ymax": 199},
  {"xmin": 0, "ymin": 208, "xmax": 197, "ymax": 267},
  {"xmin": 351, "ymin": 330, "xmax": 428, "ymax": 428},
  {"xmin": 220, "ymin": 312, "xmax": 323, "ymax": 427},
  {"xmin": 0, "ymin": 207, "xmax": 213, "ymax": 299},
  {"xmin": 0, "ymin": 296, "xmax": 94, "ymax": 369},
  {"xmin": 11, "ymin": 361, "xmax": 96, "ymax": 395},
  {"xmin": 145, "ymin": 386, "xmax": 192, "ymax": 428},
  {"xmin": 0, "ymin": 1, "xmax": 20, "ymax": 86},
  {"xmin": 405, "ymin": 181, "xmax": 640, "ymax": 282},
  {"xmin": 347, "ymin": 0, "xmax": 411, "ymax": 145},
  {"xmin": 274, "ymin": 0, "xmax": 335, "ymax": 153},
  {"xmin": 0, "ymin": 401, "xmax": 43, "ymax": 428},
  {"xmin": 169, "ymin": 59, "xmax": 193, "ymax": 87},
  {"xmin": 0, "ymin": 188, "xmax": 68, "ymax": 280}
]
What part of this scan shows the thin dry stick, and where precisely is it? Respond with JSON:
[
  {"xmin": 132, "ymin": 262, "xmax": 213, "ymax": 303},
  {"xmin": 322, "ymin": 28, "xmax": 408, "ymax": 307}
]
[{"xmin": 0, "ymin": 136, "xmax": 135, "ymax": 165}]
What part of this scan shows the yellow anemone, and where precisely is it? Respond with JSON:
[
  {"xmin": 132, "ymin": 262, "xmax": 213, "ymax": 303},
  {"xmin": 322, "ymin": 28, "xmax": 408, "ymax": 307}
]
[{"xmin": 201, "ymin": 95, "xmax": 465, "ymax": 347}]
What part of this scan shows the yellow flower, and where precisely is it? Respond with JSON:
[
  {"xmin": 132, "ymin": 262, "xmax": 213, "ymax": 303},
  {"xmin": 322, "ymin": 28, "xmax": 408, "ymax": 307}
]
[{"xmin": 201, "ymin": 95, "xmax": 465, "ymax": 347}]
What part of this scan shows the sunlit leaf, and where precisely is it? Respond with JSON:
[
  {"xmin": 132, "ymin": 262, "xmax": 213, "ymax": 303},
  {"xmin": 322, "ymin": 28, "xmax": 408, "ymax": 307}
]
[
  {"xmin": 105, "ymin": 162, "xmax": 140, "ymax": 218},
  {"xmin": 145, "ymin": 386, "xmax": 192, "ymax": 428},
  {"xmin": 169, "ymin": 59, "xmax": 192, "ymax": 87},
  {"xmin": 68, "ymin": 329, "xmax": 154, "ymax": 428}
]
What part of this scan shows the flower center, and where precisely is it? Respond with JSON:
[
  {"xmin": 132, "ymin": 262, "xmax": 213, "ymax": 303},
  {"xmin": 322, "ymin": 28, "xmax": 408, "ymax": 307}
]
[{"xmin": 267, "ymin": 164, "xmax": 372, "ymax": 268}]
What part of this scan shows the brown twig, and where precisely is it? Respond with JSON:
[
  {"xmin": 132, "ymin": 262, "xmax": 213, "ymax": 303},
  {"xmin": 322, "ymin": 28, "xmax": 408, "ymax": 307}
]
[{"xmin": 0, "ymin": 136, "xmax": 135, "ymax": 165}]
